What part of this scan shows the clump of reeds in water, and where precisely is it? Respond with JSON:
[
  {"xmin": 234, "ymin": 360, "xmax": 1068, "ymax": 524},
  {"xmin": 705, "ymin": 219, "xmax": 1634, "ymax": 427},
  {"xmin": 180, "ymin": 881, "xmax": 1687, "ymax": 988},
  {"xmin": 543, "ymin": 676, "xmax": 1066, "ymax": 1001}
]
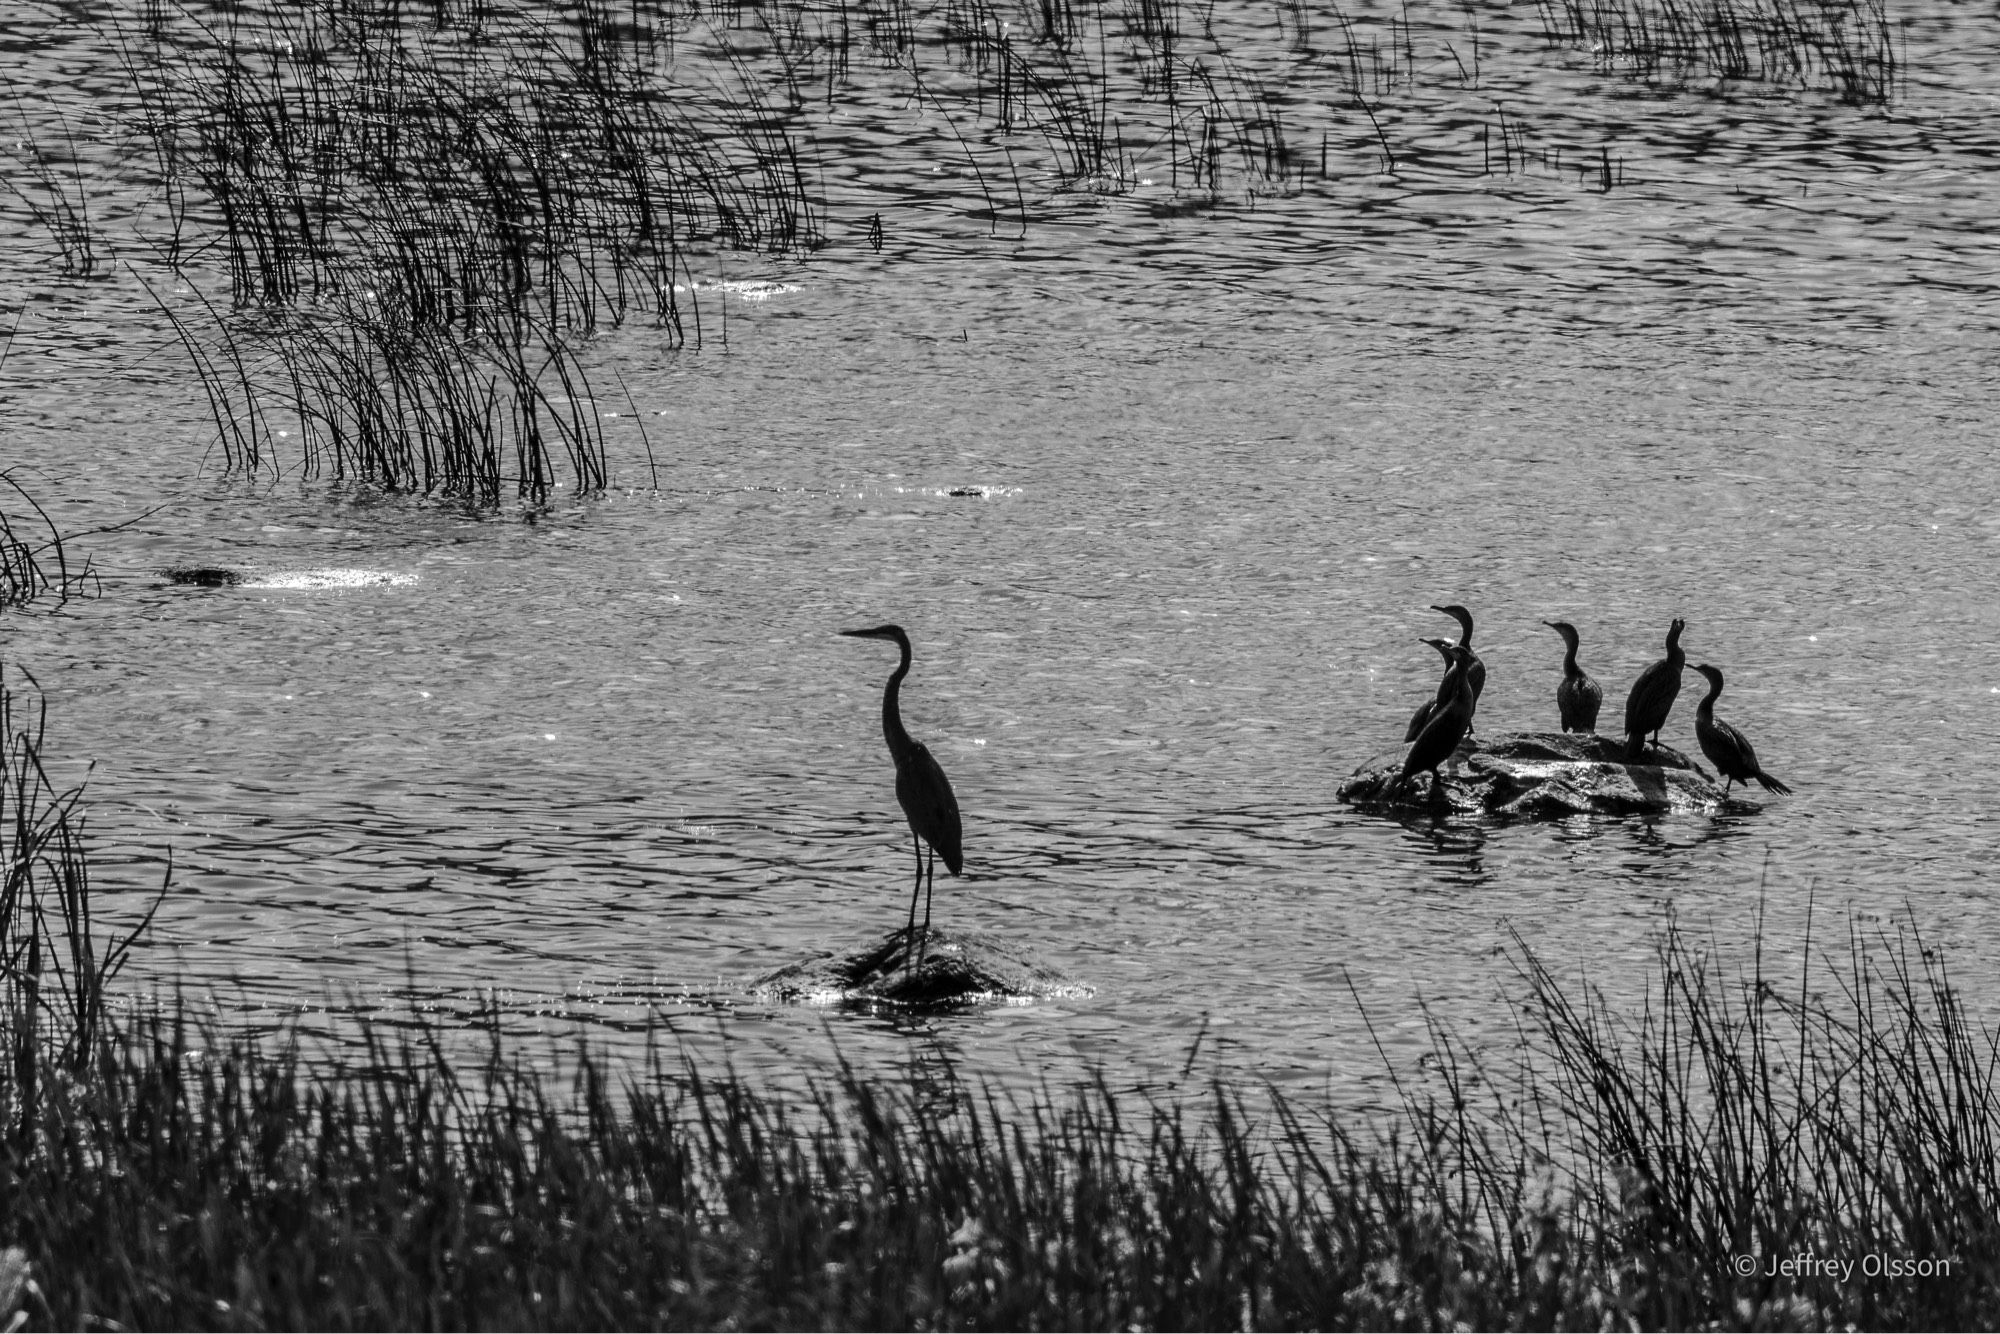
[
  {"xmin": 149, "ymin": 278, "xmax": 612, "ymax": 508},
  {"xmin": 128, "ymin": 0, "xmax": 822, "ymax": 329},
  {"xmin": 0, "ymin": 465, "xmax": 99, "ymax": 612},
  {"xmin": 124, "ymin": 0, "xmax": 827, "ymax": 503},
  {"xmin": 2, "ymin": 889, "xmax": 1997, "ymax": 1327},
  {"xmin": 1535, "ymin": 0, "xmax": 1896, "ymax": 101}
]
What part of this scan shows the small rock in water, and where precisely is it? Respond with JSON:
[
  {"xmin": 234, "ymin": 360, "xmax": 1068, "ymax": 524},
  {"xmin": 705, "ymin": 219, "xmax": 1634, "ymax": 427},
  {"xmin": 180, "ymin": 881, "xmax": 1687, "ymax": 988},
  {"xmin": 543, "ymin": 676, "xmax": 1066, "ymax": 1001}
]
[
  {"xmin": 751, "ymin": 927, "xmax": 1090, "ymax": 1010},
  {"xmin": 162, "ymin": 565, "xmax": 244, "ymax": 586}
]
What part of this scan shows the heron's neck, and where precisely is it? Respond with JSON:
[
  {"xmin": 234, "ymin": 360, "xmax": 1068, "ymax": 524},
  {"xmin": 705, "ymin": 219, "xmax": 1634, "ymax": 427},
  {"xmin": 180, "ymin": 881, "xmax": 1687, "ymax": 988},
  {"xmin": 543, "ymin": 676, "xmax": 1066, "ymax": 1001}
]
[{"xmin": 880, "ymin": 642, "xmax": 918, "ymax": 759}]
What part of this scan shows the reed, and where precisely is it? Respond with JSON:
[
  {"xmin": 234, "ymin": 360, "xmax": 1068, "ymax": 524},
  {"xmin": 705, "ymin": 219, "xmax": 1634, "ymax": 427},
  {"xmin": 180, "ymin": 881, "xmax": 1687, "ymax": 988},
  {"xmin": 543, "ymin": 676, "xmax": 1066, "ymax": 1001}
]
[
  {"xmin": 0, "ymin": 112, "xmax": 103, "ymax": 279},
  {"xmin": 127, "ymin": 0, "xmax": 821, "ymax": 331},
  {"xmin": 0, "ymin": 878, "xmax": 1988, "ymax": 1328},
  {"xmin": 117, "ymin": 0, "xmax": 854, "ymax": 501},
  {"xmin": 0, "ymin": 471, "xmax": 100, "ymax": 613},
  {"xmin": 1535, "ymin": 0, "xmax": 1895, "ymax": 101},
  {"xmin": 0, "ymin": 663, "xmax": 161, "ymax": 1096},
  {"xmin": 147, "ymin": 277, "xmax": 610, "ymax": 507}
]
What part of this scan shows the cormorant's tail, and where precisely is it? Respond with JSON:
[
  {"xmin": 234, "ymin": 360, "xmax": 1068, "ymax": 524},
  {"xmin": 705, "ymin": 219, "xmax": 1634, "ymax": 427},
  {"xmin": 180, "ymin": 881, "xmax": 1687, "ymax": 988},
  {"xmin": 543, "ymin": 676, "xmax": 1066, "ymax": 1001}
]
[
  {"xmin": 1755, "ymin": 771, "xmax": 1793, "ymax": 795},
  {"xmin": 1625, "ymin": 734, "xmax": 1646, "ymax": 761}
]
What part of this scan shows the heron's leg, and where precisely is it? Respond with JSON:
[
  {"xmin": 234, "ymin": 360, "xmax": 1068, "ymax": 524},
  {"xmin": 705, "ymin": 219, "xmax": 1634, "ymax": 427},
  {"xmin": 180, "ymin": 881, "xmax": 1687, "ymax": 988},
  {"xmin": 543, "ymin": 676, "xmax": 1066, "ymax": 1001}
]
[
  {"xmin": 905, "ymin": 830, "xmax": 924, "ymax": 969},
  {"xmin": 923, "ymin": 846, "xmax": 937, "ymax": 933},
  {"xmin": 916, "ymin": 845, "xmax": 936, "ymax": 971}
]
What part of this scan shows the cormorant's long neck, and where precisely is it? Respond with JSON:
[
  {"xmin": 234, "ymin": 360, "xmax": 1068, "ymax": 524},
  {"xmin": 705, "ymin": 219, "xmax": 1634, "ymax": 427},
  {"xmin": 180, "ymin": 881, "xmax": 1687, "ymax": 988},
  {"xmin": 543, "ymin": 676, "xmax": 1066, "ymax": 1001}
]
[
  {"xmin": 1447, "ymin": 655, "xmax": 1475, "ymax": 708},
  {"xmin": 1697, "ymin": 674, "xmax": 1722, "ymax": 718},
  {"xmin": 1560, "ymin": 637, "xmax": 1581, "ymax": 678},
  {"xmin": 1666, "ymin": 626, "xmax": 1685, "ymax": 669},
  {"xmin": 881, "ymin": 638, "xmax": 917, "ymax": 760},
  {"xmin": 1455, "ymin": 615, "xmax": 1475, "ymax": 650}
]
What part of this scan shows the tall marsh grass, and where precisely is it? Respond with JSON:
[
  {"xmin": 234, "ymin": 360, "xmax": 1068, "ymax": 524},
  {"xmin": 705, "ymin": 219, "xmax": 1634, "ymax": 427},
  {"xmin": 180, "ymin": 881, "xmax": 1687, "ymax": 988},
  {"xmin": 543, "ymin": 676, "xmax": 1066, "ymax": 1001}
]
[
  {"xmin": 125, "ymin": 0, "xmax": 824, "ymax": 503},
  {"xmin": 1536, "ymin": 0, "xmax": 1896, "ymax": 100},
  {"xmin": 0, "ymin": 663, "xmax": 160, "ymax": 1105},
  {"xmin": 0, "ymin": 889, "xmax": 1994, "ymax": 1327}
]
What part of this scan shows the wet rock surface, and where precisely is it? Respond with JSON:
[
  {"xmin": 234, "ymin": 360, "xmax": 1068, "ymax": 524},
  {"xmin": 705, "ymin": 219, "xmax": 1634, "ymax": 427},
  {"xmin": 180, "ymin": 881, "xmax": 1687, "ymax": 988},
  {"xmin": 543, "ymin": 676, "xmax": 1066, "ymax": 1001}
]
[
  {"xmin": 1340, "ymin": 730, "xmax": 1727, "ymax": 817},
  {"xmin": 750, "ymin": 927, "xmax": 1092, "ymax": 1009},
  {"xmin": 159, "ymin": 566, "xmax": 417, "ymax": 589}
]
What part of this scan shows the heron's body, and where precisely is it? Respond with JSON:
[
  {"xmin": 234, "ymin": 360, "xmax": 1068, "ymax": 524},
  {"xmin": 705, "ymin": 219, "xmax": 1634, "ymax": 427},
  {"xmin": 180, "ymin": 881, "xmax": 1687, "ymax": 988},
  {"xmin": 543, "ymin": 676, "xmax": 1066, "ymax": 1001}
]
[
  {"xmin": 1692, "ymin": 664, "xmax": 1792, "ymax": 798},
  {"xmin": 1623, "ymin": 618, "xmax": 1686, "ymax": 760},
  {"xmin": 840, "ymin": 625, "xmax": 962, "ymax": 966},
  {"xmin": 1404, "ymin": 636, "xmax": 1458, "ymax": 743},
  {"xmin": 1431, "ymin": 604, "xmax": 1486, "ymax": 708},
  {"xmin": 1543, "ymin": 620, "xmax": 1603, "ymax": 733},
  {"xmin": 1397, "ymin": 644, "xmax": 1476, "ymax": 803}
]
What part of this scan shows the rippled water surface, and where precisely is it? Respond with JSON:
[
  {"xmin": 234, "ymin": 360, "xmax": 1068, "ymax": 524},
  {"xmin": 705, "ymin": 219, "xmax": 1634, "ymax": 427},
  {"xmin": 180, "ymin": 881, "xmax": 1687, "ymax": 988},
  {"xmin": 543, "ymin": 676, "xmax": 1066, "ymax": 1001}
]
[{"xmin": 2, "ymin": 0, "xmax": 1997, "ymax": 1103}]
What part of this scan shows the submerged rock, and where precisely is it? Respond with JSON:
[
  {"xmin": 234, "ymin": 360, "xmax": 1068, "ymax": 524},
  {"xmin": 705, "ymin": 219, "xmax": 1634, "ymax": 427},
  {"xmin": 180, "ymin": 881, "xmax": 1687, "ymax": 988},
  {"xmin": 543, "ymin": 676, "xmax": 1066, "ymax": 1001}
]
[
  {"xmin": 1339, "ymin": 730, "xmax": 1726, "ymax": 817},
  {"xmin": 159, "ymin": 566, "xmax": 417, "ymax": 590},
  {"xmin": 161, "ymin": 565, "xmax": 245, "ymax": 586},
  {"xmin": 750, "ymin": 927, "xmax": 1091, "ymax": 1010}
]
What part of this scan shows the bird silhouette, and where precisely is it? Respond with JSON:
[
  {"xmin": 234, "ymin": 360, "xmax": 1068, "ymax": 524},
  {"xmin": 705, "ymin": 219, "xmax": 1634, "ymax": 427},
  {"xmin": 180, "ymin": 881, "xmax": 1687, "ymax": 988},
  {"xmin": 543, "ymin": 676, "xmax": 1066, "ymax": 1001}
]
[
  {"xmin": 1396, "ymin": 643, "xmax": 1476, "ymax": 805},
  {"xmin": 1692, "ymin": 664, "xmax": 1792, "ymax": 798},
  {"xmin": 1404, "ymin": 636, "xmax": 1459, "ymax": 742},
  {"xmin": 840, "ymin": 624, "xmax": 963, "ymax": 971},
  {"xmin": 1623, "ymin": 617, "xmax": 1686, "ymax": 760},
  {"xmin": 1542, "ymin": 620, "xmax": 1603, "ymax": 732},
  {"xmin": 1430, "ymin": 604, "xmax": 1487, "ymax": 706}
]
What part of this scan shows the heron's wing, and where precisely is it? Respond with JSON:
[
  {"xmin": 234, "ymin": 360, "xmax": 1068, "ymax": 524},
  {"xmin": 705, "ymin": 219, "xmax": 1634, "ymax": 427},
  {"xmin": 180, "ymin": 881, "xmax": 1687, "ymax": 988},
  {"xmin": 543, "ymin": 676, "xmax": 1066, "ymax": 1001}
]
[{"xmin": 896, "ymin": 741, "xmax": 963, "ymax": 875}]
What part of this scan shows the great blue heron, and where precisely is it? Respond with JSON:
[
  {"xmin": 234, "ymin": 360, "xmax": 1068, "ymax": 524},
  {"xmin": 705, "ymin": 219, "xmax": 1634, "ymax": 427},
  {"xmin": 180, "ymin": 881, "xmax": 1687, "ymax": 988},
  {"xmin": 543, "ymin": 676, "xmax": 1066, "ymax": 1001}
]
[
  {"xmin": 1404, "ymin": 636, "xmax": 1458, "ymax": 742},
  {"xmin": 1692, "ymin": 664, "xmax": 1792, "ymax": 797},
  {"xmin": 1542, "ymin": 620, "xmax": 1603, "ymax": 732},
  {"xmin": 1396, "ymin": 643, "xmax": 1476, "ymax": 804},
  {"xmin": 1623, "ymin": 617, "xmax": 1686, "ymax": 760},
  {"xmin": 839, "ymin": 624, "xmax": 963, "ymax": 969}
]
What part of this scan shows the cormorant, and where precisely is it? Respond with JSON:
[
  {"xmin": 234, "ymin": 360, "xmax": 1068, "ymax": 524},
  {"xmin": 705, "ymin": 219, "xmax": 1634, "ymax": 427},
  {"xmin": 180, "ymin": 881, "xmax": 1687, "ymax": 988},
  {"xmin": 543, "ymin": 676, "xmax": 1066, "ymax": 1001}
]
[
  {"xmin": 1396, "ymin": 643, "xmax": 1476, "ymax": 804},
  {"xmin": 1430, "ymin": 604, "xmax": 1487, "ymax": 706},
  {"xmin": 1692, "ymin": 664, "xmax": 1792, "ymax": 797},
  {"xmin": 1623, "ymin": 617, "xmax": 1686, "ymax": 760},
  {"xmin": 1542, "ymin": 620, "xmax": 1603, "ymax": 733},
  {"xmin": 839, "ymin": 624, "xmax": 964, "ymax": 969},
  {"xmin": 1404, "ymin": 636, "xmax": 1458, "ymax": 742}
]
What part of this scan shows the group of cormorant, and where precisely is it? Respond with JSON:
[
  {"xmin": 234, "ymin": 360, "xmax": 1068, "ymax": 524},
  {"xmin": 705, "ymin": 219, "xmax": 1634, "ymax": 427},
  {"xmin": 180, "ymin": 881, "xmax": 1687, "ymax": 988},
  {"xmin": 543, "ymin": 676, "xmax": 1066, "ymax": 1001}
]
[
  {"xmin": 839, "ymin": 611, "xmax": 1792, "ymax": 967},
  {"xmin": 1396, "ymin": 604, "xmax": 1792, "ymax": 802}
]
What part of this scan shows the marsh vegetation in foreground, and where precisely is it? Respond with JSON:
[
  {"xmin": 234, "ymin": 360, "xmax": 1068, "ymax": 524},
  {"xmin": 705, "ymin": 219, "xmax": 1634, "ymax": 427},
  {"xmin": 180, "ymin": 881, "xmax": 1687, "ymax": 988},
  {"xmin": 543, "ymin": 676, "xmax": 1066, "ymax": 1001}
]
[{"xmin": 3, "ymin": 904, "xmax": 1996, "ymax": 1324}]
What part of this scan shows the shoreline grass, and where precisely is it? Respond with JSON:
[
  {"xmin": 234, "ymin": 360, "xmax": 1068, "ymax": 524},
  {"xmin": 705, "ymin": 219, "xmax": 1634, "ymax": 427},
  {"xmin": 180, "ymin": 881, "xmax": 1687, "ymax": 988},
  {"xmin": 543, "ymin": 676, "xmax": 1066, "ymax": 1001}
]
[{"xmin": 2, "ymin": 911, "xmax": 1995, "ymax": 1324}]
